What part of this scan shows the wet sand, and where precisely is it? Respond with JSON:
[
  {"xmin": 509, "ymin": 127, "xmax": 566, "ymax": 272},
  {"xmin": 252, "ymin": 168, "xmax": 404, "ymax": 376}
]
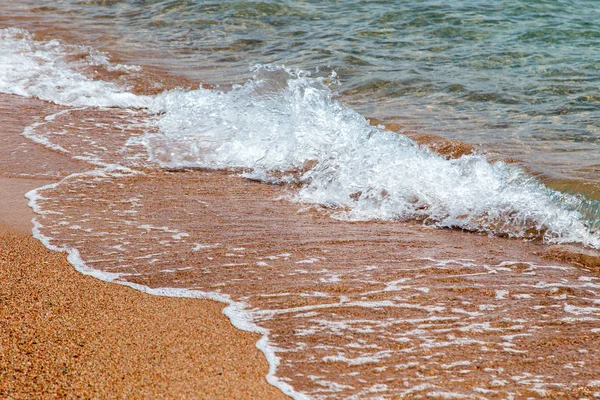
[
  {"xmin": 3, "ymin": 88, "xmax": 600, "ymax": 398},
  {"xmin": 0, "ymin": 178, "xmax": 55, "ymax": 233},
  {"xmin": 0, "ymin": 94, "xmax": 287, "ymax": 399},
  {"xmin": 49, "ymin": 167, "xmax": 599, "ymax": 398}
]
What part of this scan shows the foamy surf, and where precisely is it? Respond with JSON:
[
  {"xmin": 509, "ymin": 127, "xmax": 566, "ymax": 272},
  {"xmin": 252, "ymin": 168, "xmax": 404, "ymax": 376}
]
[
  {"xmin": 146, "ymin": 65, "xmax": 600, "ymax": 248},
  {"xmin": 2, "ymin": 27, "xmax": 598, "ymax": 248},
  {"xmin": 0, "ymin": 28, "xmax": 149, "ymax": 108}
]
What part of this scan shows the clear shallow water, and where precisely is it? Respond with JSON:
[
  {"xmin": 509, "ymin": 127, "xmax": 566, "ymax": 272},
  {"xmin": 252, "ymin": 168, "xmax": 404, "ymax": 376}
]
[
  {"xmin": 4, "ymin": 0, "xmax": 600, "ymax": 185},
  {"xmin": 15, "ymin": 100, "xmax": 600, "ymax": 398}
]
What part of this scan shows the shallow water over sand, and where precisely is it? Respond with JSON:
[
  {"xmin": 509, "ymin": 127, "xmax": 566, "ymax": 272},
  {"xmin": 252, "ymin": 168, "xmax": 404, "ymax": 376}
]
[{"xmin": 2, "ymin": 0, "xmax": 600, "ymax": 190}]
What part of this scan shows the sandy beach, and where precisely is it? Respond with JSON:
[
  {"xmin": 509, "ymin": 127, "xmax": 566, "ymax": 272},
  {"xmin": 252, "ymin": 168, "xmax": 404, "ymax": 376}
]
[
  {"xmin": 0, "ymin": 95, "xmax": 287, "ymax": 399},
  {"xmin": 0, "ymin": 219, "xmax": 285, "ymax": 399},
  {"xmin": 2, "ymin": 88, "xmax": 600, "ymax": 399}
]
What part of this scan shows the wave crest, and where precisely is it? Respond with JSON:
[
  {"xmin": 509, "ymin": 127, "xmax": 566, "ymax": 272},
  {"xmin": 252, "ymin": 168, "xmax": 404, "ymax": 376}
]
[{"xmin": 145, "ymin": 65, "xmax": 600, "ymax": 247}]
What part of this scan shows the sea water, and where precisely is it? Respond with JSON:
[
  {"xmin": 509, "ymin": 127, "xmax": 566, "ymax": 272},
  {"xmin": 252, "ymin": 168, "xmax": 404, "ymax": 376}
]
[
  {"xmin": 1, "ymin": 1, "xmax": 600, "ymax": 398},
  {"xmin": 3, "ymin": 0, "xmax": 600, "ymax": 185}
]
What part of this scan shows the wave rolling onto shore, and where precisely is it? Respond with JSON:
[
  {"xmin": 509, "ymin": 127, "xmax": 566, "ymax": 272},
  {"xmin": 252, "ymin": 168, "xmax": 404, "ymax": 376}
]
[{"xmin": 1, "ymin": 1, "xmax": 600, "ymax": 398}]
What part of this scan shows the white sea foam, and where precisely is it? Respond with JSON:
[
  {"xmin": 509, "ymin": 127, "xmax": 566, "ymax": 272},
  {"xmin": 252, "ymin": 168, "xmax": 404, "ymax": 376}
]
[
  {"xmin": 323, "ymin": 350, "xmax": 392, "ymax": 366},
  {"xmin": 2, "ymin": 28, "xmax": 599, "ymax": 247},
  {"xmin": 25, "ymin": 179, "xmax": 308, "ymax": 400},
  {"xmin": 0, "ymin": 28, "xmax": 149, "ymax": 107},
  {"xmin": 11, "ymin": 27, "xmax": 600, "ymax": 400},
  {"xmin": 144, "ymin": 65, "xmax": 600, "ymax": 248}
]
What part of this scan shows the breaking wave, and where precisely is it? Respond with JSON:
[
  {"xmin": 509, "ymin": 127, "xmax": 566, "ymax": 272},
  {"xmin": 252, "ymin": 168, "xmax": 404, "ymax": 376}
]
[
  {"xmin": 146, "ymin": 65, "xmax": 600, "ymax": 248},
  {"xmin": 1, "ymin": 28, "xmax": 599, "ymax": 248}
]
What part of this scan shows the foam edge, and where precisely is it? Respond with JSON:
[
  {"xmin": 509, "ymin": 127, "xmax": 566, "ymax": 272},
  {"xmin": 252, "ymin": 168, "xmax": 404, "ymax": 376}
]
[{"xmin": 25, "ymin": 182, "xmax": 307, "ymax": 400}]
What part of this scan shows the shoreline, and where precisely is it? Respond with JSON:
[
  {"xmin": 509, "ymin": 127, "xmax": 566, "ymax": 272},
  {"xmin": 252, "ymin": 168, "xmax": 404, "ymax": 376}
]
[
  {"xmin": 0, "ymin": 93, "xmax": 288, "ymax": 398},
  {"xmin": 2, "ymin": 17, "xmax": 600, "ymax": 397},
  {"xmin": 0, "ymin": 219, "xmax": 287, "ymax": 399},
  {"xmin": 2, "ymin": 13, "xmax": 599, "ymax": 203}
]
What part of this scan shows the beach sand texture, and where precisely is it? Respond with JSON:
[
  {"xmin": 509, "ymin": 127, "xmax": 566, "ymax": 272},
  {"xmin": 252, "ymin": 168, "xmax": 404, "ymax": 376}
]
[{"xmin": 0, "ymin": 224, "xmax": 286, "ymax": 400}]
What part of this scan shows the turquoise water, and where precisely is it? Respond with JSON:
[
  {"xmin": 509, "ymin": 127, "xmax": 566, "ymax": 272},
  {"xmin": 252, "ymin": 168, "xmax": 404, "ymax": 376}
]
[{"xmin": 5, "ymin": 0, "xmax": 600, "ymax": 183}]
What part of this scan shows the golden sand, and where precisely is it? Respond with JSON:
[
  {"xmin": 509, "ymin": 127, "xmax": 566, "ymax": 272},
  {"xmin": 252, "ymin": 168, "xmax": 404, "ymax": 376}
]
[
  {"xmin": 0, "ymin": 220, "xmax": 286, "ymax": 399},
  {"xmin": 1, "ymin": 21, "xmax": 599, "ymax": 397}
]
